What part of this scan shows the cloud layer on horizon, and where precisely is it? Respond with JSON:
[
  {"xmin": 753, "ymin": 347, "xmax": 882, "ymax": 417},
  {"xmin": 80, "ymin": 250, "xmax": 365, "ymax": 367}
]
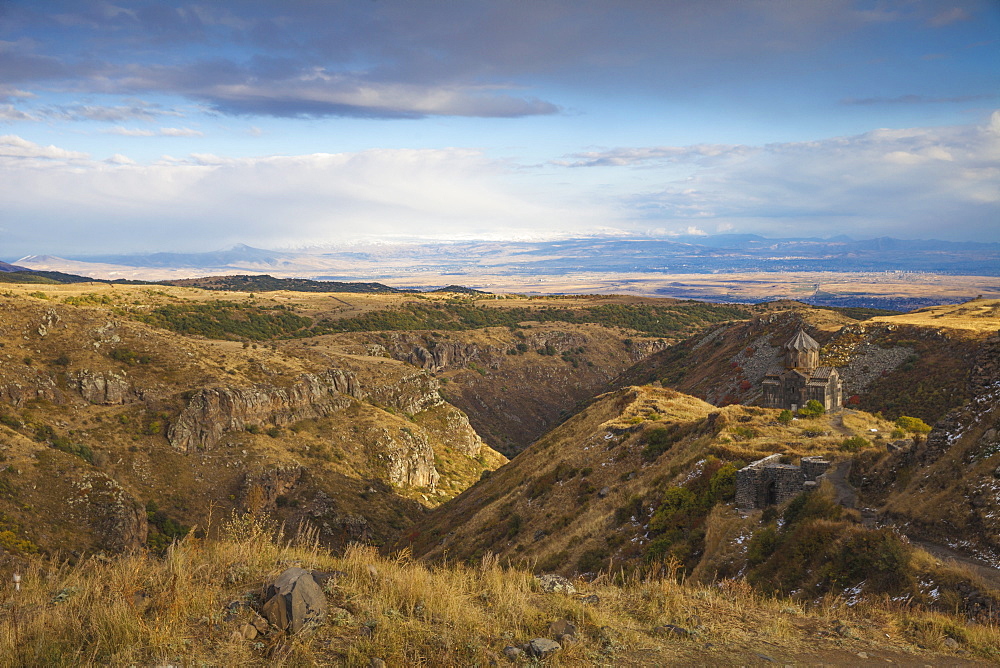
[{"xmin": 1, "ymin": 112, "xmax": 996, "ymax": 255}]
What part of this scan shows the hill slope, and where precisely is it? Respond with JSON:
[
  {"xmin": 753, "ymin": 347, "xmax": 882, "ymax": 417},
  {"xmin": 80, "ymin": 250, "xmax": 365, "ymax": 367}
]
[{"xmin": 0, "ymin": 289, "xmax": 504, "ymax": 558}]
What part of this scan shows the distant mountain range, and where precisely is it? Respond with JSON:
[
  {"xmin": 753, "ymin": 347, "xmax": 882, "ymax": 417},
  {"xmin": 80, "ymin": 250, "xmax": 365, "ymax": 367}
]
[
  {"xmin": 12, "ymin": 235, "xmax": 1000, "ymax": 277},
  {"xmin": 0, "ymin": 260, "xmax": 29, "ymax": 272}
]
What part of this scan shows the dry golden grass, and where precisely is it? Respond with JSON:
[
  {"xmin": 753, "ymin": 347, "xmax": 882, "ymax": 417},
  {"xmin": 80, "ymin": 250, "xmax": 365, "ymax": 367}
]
[
  {"xmin": 871, "ymin": 298, "xmax": 1000, "ymax": 332},
  {"xmin": 1, "ymin": 513, "xmax": 997, "ymax": 667}
]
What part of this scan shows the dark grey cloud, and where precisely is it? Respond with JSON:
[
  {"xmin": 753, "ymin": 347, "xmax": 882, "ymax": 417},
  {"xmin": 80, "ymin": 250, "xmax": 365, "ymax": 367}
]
[{"xmin": 3, "ymin": 1, "xmax": 996, "ymax": 119}]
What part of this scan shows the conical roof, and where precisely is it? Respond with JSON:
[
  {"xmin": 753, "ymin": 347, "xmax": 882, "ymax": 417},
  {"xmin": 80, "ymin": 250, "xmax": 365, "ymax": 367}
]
[{"xmin": 785, "ymin": 329, "xmax": 819, "ymax": 351}]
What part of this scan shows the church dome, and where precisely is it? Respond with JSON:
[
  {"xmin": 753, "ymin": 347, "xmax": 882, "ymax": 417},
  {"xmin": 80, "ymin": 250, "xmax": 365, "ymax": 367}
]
[{"xmin": 785, "ymin": 329, "xmax": 819, "ymax": 351}]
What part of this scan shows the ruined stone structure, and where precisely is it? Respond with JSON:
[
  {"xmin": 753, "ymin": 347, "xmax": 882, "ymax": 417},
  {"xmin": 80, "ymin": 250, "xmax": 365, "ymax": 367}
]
[
  {"xmin": 735, "ymin": 454, "xmax": 831, "ymax": 510},
  {"xmin": 761, "ymin": 329, "xmax": 842, "ymax": 411}
]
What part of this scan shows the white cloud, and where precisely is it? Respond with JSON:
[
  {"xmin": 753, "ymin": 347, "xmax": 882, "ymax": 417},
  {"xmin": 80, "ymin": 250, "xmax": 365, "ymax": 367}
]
[
  {"xmin": 575, "ymin": 113, "xmax": 1000, "ymax": 240},
  {"xmin": 0, "ymin": 134, "xmax": 89, "ymax": 161},
  {"xmin": 0, "ymin": 139, "xmax": 608, "ymax": 254},
  {"xmin": 157, "ymin": 127, "xmax": 203, "ymax": 137},
  {"xmin": 104, "ymin": 153, "xmax": 135, "ymax": 165},
  {"xmin": 106, "ymin": 126, "xmax": 155, "ymax": 136},
  {"xmin": 0, "ymin": 104, "xmax": 38, "ymax": 122},
  {"xmin": 104, "ymin": 126, "xmax": 203, "ymax": 137}
]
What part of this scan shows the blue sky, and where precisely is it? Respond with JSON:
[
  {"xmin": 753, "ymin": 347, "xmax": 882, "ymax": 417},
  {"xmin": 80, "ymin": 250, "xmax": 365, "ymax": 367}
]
[{"xmin": 0, "ymin": 0, "xmax": 998, "ymax": 256}]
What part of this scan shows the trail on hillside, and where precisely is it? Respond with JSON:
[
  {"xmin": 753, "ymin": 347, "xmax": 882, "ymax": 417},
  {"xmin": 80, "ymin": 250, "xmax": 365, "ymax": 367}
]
[{"xmin": 827, "ymin": 460, "xmax": 1000, "ymax": 591}]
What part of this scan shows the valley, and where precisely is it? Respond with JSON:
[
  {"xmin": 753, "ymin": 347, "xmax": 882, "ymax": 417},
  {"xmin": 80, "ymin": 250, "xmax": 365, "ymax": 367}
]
[{"xmin": 1, "ymin": 280, "xmax": 999, "ymax": 665}]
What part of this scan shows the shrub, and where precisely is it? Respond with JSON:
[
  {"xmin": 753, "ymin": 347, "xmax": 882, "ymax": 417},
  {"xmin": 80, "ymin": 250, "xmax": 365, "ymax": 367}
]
[
  {"xmin": 895, "ymin": 415, "xmax": 932, "ymax": 434},
  {"xmin": 797, "ymin": 400, "xmax": 826, "ymax": 418},
  {"xmin": 777, "ymin": 409, "xmax": 793, "ymax": 425},
  {"xmin": 729, "ymin": 425, "xmax": 757, "ymax": 441},
  {"xmin": 0, "ymin": 414, "xmax": 22, "ymax": 429},
  {"xmin": 783, "ymin": 490, "xmax": 843, "ymax": 527},
  {"xmin": 832, "ymin": 528, "xmax": 912, "ymax": 593},
  {"xmin": 576, "ymin": 547, "xmax": 610, "ymax": 573},
  {"xmin": 840, "ymin": 436, "xmax": 870, "ymax": 452}
]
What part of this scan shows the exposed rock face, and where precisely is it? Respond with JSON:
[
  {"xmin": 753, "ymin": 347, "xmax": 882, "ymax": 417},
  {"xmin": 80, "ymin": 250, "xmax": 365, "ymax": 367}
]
[
  {"xmin": 364, "ymin": 370, "xmax": 444, "ymax": 415},
  {"xmin": 408, "ymin": 340, "xmax": 497, "ymax": 372},
  {"xmin": 241, "ymin": 465, "xmax": 305, "ymax": 513},
  {"xmin": 67, "ymin": 473, "xmax": 148, "ymax": 553},
  {"xmin": 168, "ymin": 369, "xmax": 362, "ymax": 451},
  {"xmin": 0, "ymin": 371, "xmax": 65, "ymax": 406},
  {"xmin": 362, "ymin": 425, "xmax": 439, "ymax": 489},
  {"xmin": 416, "ymin": 403, "xmax": 484, "ymax": 458},
  {"xmin": 71, "ymin": 369, "xmax": 143, "ymax": 405}
]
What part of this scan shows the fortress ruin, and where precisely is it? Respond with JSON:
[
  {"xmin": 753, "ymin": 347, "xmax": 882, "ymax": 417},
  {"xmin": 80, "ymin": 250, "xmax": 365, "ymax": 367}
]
[{"xmin": 735, "ymin": 454, "xmax": 831, "ymax": 510}]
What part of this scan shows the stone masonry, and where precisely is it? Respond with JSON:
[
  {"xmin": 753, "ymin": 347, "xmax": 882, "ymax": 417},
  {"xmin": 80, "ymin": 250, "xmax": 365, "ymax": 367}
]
[{"xmin": 735, "ymin": 454, "xmax": 831, "ymax": 510}]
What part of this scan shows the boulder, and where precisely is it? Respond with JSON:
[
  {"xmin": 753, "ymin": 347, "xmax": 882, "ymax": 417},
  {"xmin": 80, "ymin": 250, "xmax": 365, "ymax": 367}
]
[
  {"xmin": 653, "ymin": 624, "xmax": 689, "ymax": 638},
  {"xmin": 548, "ymin": 619, "xmax": 577, "ymax": 637},
  {"xmin": 261, "ymin": 567, "xmax": 328, "ymax": 633},
  {"xmin": 526, "ymin": 638, "xmax": 561, "ymax": 658},
  {"xmin": 536, "ymin": 574, "xmax": 576, "ymax": 595},
  {"xmin": 502, "ymin": 645, "xmax": 523, "ymax": 661}
]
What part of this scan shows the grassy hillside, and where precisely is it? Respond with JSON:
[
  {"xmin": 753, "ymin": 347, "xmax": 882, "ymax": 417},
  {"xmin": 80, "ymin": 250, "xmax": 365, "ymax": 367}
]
[
  {"xmin": 618, "ymin": 301, "xmax": 991, "ymax": 425},
  {"xmin": 405, "ymin": 384, "xmax": 1000, "ymax": 626},
  {"xmin": 2, "ymin": 515, "xmax": 995, "ymax": 666},
  {"xmin": 0, "ymin": 287, "xmax": 504, "ymax": 558}
]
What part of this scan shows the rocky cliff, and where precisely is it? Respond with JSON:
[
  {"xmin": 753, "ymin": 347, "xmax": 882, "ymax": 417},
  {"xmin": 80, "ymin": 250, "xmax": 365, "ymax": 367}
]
[{"xmin": 168, "ymin": 368, "xmax": 361, "ymax": 451}]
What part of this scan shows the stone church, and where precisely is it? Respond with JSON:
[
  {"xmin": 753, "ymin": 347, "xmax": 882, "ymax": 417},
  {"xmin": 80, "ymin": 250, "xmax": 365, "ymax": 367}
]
[{"xmin": 761, "ymin": 329, "xmax": 842, "ymax": 411}]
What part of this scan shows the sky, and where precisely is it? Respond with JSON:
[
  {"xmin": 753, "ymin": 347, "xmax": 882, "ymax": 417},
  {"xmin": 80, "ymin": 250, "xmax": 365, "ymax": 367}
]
[{"xmin": 0, "ymin": 0, "xmax": 998, "ymax": 258}]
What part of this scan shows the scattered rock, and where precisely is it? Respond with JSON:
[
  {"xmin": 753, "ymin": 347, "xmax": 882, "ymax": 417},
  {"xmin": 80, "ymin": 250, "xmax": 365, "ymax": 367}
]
[
  {"xmin": 526, "ymin": 638, "xmax": 561, "ymax": 658},
  {"xmin": 598, "ymin": 486, "xmax": 610, "ymax": 498},
  {"xmin": 502, "ymin": 645, "xmax": 523, "ymax": 660},
  {"xmin": 653, "ymin": 624, "xmax": 690, "ymax": 638},
  {"xmin": 261, "ymin": 567, "xmax": 328, "ymax": 634},
  {"xmin": 251, "ymin": 612, "xmax": 269, "ymax": 634},
  {"xmin": 241, "ymin": 623, "xmax": 257, "ymax": 640},
  {"xmin": 943, "ymin": 637, "xmax": 960, "ymax": 650},
  {"xmin": 834, "ymin": 623, "xmax": 853, "ymax": 638},
  {"xmin": 887, "ymin": 439, "xmax": 913, "ymax": 452},
  {"xmin": 857, "ymin": 651, "xmax": 869, "ymax": 659},
  {"xmin": 548, "ymin": 619, "xmax": 577, "ymax": 637},
  {"xmin": 580, "ymin": 594, "xmax": 600, "ymax": 605},
  {"xmin": 556, "ymin": 633, "xmax": 578, "ymax": 647},
  {"xmin": 536, "ymin": 574, "xmax": 576, "ymax": 594},
  {"xmin": 369, "ymin": 659, "xmax": 387, "ymax": 668}
]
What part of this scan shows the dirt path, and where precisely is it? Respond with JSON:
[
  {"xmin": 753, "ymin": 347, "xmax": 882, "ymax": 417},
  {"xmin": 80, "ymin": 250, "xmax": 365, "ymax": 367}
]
[{"xmin": 826, "ymin": 460, "xmax": 1000, "ymax": 589}]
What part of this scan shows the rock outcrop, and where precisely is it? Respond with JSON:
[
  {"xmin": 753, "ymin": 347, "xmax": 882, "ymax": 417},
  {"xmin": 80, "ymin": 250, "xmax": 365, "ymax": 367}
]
[
  {"xmin": 0, "ymin": 371, "xmax": 65, "ymax": 406},
  {"xmin": 364, "ymin": 370, "xmax": 443, "ymax": 415},
  {"xmin": 362, "ymin": 425, "xmax": 439, "ymax": 490},
  {"xmin": 71, "ymin": 369, "xmax": 143, "ymax": 405},
  {"xmin": 168, "ymin": 369, "xmax": 362, "ymax": 451},
  {"xmin": 241, "ymin": 465, "xmax": 305, "ymax": 514},
  {"xmin": 68, "ymin": 473, "xmax": 148, "ymax": 553}
]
